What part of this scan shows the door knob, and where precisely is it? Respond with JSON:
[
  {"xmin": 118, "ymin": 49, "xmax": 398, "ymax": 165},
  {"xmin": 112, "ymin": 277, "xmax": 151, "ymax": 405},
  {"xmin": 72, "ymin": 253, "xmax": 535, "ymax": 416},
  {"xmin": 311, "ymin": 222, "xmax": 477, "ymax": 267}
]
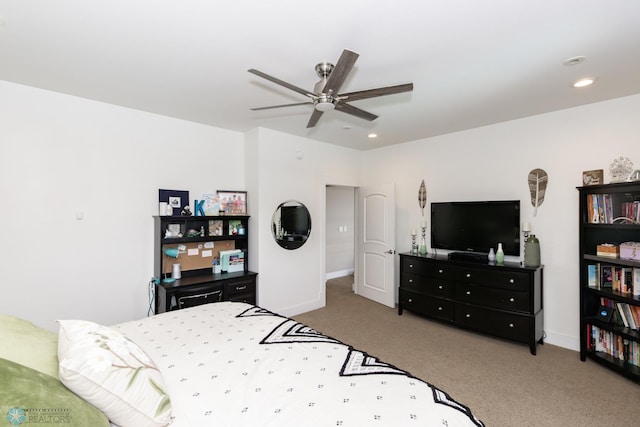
[{"xmin": 385, "ymin": 249, "xmax": 396, "ymax": 254}]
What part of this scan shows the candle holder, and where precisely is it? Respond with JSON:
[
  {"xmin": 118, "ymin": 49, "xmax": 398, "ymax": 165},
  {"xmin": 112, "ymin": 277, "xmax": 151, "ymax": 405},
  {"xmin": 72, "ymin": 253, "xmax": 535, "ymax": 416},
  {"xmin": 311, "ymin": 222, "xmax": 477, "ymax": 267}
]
[
  {"xmin": 419, "ymin": 226, "xmax": 427, "ymax": 255},
  {"xmin": 411, "ymin": 233, "xmax": 418, "ymax": 254}
]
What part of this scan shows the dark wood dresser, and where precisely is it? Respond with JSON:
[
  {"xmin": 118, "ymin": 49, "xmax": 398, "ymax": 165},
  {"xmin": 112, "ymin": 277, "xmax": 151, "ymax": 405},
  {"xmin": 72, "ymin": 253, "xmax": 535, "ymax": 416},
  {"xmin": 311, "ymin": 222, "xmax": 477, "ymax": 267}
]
[{"xmin": 399, "ymin": 253, "xmax": 544, "ymax": 354}]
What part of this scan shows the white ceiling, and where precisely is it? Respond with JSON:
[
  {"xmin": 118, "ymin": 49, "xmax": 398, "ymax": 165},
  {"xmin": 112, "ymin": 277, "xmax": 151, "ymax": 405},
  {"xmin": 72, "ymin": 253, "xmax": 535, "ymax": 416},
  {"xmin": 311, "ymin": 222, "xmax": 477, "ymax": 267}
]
[{"xmin": 1, "ymin": 1, "xmax": 639, "ymax": 150}]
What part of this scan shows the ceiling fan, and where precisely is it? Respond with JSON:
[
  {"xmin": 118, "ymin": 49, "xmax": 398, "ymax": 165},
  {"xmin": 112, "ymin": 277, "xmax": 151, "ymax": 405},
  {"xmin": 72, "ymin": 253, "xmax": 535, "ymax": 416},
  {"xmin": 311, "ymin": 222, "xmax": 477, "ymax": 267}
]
[{"xmin": 248, "ymin": 49, "xmax": 413, "ymax": 128}]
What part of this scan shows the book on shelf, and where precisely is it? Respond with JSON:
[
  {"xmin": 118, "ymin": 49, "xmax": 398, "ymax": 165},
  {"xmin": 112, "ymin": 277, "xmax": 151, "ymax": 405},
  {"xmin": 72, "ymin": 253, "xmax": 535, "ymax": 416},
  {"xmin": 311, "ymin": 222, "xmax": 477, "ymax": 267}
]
[
  {"xmin": 616, "ymin": 303, "xmax": 630, "ymax": 328},
  {"xmin": 600, "ymin": 265, "xmax": 613, "ymax": 288},
  {"xmin": 586, "ymin": 193, "xmax": 640, "ymax": 224},
  {"xmin": 600, "ymin": 298, "xmax": 640, "ymax": 331},
  {"xmin": 588, "ymin": 325, "xmax": 639, "ymax": 366},
  {"xmin": 587, "ymin": 264, "xmax": 598, "ymax": 288},
  {"xmin": 631, "ymin": 305, "xmax": 640, "ymax": 328},
  {"xmin": 623, "ymin": 304, "xmax": 638, "ymax": 330},
  {"xmin": 621, "ymin": 201, "xmax": 640, "ymax": 223},
  {"xmin": 590, "ymin": 263, "xmax": 640, "ymax": 295},
  {"xmin": 611, "ymin": 266, "xmax": 632, "ymax": 293}
]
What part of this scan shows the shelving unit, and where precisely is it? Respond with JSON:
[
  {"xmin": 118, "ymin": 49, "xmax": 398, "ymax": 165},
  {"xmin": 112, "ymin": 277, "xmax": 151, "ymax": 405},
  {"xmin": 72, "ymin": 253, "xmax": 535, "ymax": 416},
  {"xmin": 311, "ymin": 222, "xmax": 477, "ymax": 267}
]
[
  {"xmin": 153, "ymin": 215, "xmax": 257, "ymax": 313},
  {"xmin": 577, "ymin": 182, "xmax": 640, "ymax": 382}
]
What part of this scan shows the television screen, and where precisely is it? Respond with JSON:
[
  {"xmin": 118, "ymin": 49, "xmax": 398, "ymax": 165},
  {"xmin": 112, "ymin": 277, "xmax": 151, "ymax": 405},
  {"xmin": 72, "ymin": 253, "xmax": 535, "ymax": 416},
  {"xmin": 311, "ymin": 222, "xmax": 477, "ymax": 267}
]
[
  {"xmin": 280, "ymin": 205, "xmax": 310, "ymax": 236},
  {"xmin": 430, "ymin": 200, "xmax": 521, "ymax": 256}
]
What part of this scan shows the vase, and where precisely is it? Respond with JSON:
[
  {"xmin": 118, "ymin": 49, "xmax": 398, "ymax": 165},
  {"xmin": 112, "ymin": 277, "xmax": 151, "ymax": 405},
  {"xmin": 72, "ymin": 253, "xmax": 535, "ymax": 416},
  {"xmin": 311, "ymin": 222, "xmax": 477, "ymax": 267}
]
[
  {"xmin": 488, "ymin": 248, "xmax": 496, "ymax": 263},
  {"xmin": 495, "ymin": 243, "xmax": 504, "ymax": 264},
  {"xmin": 524, "ymin": 234, "xmax": 540, "ymax": 267},
  {"xmin": 419, "ymin": 236, "xmax": 427, "ymax": 255}
]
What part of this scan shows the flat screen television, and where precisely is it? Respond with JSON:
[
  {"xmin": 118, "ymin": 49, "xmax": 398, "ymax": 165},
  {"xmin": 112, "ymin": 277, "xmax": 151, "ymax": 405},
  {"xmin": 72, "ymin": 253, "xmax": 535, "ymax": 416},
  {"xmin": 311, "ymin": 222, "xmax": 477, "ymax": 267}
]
[
  {"xmin": 280, "ymin": 205, "xmax": 310, "ymax": 236},
  {"xmin": 430, "ymin": 200, "xmax": 521, "ymax": 256}
]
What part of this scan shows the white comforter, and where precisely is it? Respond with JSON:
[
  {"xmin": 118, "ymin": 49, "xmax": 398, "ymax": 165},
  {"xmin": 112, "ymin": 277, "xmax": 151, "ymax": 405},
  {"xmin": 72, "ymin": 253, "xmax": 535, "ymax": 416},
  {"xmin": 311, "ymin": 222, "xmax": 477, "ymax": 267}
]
[{"xmin": 114, "ymin": 302, "xmax": 483, "ymax": 427}]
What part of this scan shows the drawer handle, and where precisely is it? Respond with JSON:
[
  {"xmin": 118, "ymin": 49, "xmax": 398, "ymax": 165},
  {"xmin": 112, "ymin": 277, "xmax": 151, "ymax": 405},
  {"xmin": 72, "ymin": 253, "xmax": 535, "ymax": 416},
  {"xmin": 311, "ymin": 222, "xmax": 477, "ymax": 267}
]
[
  {"xmin": 438, "ymin": 285, "xmax": 443, "ymax": 289},
  {"xmin": 466, "ymin": 273, "xmax": 471, "ymax": 278},
  {"xmin": 509, "ymin": 323, "xmax": 514, "ymax": 328},
  {"xmin": 438, "ymin": 306, "xmax": 443, "ymax": 311},
  {"xmin": 466, "ymin": 291, "xmax": 471, "ymax": 295},
  {"xmin": 409, "ymin": 264, "xmax": 414, "ymax": 268},
  {"xmin": 509, "ymin": 279, "xmax": 515, "ymax": 284},
  {"xmin": 465, "ymin": 313, "xmax": 471, "ymax": 318},
  {"xmin": 236, "ymin": 285, "xmax": 247, "ymax": 291},
  {"xmin": 408, "ymin": 298, "xmax": 413, "ymax": 303},
  {"xmin": 509, "ymin": 297, "xmax": 515, "ymax": 302},
  {"xmin": 409, "ymin": 279, "xmax": 413, "ymax": 283},
  {"xmin": 438, "ymin": 269, "xmax": 444, "ymax": 274}
]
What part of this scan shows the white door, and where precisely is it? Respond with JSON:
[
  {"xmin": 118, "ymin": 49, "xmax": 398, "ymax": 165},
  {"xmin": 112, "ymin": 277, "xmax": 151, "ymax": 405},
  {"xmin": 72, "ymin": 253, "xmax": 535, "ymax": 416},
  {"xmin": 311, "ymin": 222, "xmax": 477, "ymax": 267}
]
[{"xmin": 355, "ymin": 184, "xmax": 396, "ymax": 308}]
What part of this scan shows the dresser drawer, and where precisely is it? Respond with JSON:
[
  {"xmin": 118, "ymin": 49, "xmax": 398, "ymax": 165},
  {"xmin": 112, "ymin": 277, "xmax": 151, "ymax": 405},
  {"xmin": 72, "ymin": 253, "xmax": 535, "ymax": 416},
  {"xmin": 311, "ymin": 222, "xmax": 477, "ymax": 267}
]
[
  {"xmin": 400, "ymin": 290, "xmax": 453, "ymax": 321},
  {"xmin": 402, "ymin": 259, "xmax": 458, "ymax": 280},
  {"xmin": 226, "ymin": 292, "xmax": 256, "ymax": 304},
  {"xmin": 456, "ymin": 267, "xmax": 530, "ymax": 292},
  {"xmin": 224, "ymin": 279, "xmax": 256, "ymax": 297},
  {"xmin": 454, "ymin": 304, "xmax": 529, "ymax": 343},
  {"xmin": 456, "ymin": 283, "xmax": 530, "ymax": 313},
  {"xmin": 401, "ymin": 272, "xmax": 455, "ymax": 297},
  {"xmin": 171, "ymin": 282, "xmax": 223, "ymax": 311}
]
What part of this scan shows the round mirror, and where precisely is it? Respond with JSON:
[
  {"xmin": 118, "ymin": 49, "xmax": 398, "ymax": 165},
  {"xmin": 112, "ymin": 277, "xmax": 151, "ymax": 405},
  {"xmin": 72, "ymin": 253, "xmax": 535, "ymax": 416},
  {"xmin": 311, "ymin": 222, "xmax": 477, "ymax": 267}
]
[{"xmin": 272, "ymin": 200, "xmax": 311, "ymax": 250}]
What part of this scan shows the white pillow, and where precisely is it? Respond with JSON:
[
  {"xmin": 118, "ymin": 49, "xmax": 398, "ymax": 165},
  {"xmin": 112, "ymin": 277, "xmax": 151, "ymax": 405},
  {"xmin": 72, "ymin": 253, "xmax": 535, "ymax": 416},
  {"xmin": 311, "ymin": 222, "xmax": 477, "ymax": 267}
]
[{"xmin": 57, "ymin": 320, "xmax": 171, "ymax": 427}]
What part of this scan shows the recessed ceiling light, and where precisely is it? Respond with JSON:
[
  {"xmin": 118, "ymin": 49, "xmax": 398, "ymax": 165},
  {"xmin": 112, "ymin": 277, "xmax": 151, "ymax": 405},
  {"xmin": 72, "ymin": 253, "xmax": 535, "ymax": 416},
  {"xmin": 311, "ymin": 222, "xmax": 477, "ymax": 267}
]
[
  {"xmin": 573, "ymin": 78, "xmax": 595, "ymax": 88},
  {"xmin": 367, "ymin": 133, "xmax": 378, "ymax": 139},
  {"xmin": 563, "ymin": 56, "xmax": 586, "ymax": 66}
]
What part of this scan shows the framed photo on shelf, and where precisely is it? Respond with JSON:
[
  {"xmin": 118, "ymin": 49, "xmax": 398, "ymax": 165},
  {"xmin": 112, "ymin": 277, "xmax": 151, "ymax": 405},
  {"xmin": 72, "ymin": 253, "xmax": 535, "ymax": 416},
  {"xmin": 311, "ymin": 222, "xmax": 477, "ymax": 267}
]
[
  {"xmin": 217, "ymin": 190, "xmax": 247, "ymax": 215},
  {"xmin": 582, "ymin": 169, "xmax": 604, "ymax": 186},
  {"xmin": 202, "ymin": 193, "xmax": 221, "ymax": 215},
  {"xmin": 159, "ymin": 189, "xmax": 189, "ymax": 216},
  {"xmin": 208, "ymin": 220, "xmax": 224, "ymax": 236},
  {"xmin": 228, "ymin": 219, "xmax": 242, "ymax": 235}
]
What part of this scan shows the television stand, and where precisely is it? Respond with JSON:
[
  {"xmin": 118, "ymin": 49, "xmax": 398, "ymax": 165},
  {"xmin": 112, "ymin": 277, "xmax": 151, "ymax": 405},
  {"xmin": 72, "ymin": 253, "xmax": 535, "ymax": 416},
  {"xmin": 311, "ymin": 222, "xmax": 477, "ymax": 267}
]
[
  {"xmin": 398, "ymin": 253, "xmax": 544, "ymax": 355},
  {"xmin": 448, "ymin": 251, "xmax": 488, "ymax": 263}
]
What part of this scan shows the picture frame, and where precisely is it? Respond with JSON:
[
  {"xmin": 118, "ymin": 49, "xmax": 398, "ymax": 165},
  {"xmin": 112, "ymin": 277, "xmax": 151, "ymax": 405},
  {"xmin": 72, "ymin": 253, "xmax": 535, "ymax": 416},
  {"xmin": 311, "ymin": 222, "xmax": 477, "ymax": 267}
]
[
  {"xmin": 216, "ymin": 190, "xmax": 247, "ymax": 215},
  {"xmin": 582, "ymin": 169, "xmax": 604, "ymax": 186},
  {"xmin": 208, "ymin": 220, "xmax": 224, "ymax": 236},
  {"xmin": 159, "ymin": 189, "xmax": 189, "ymax": 216},
  {"xmin": 202, "ymin": 193, "xmax": 221, "ymax": 216}
]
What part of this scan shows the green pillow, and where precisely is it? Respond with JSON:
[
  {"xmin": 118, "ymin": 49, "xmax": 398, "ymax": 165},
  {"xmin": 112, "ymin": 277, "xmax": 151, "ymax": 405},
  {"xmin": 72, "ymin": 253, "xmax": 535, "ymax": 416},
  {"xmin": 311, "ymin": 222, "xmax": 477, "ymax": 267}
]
[
  {"xmin": 0, "ymin": 357, "xmax": 109, "ymax": 427},
  {"xmin": 0, "ymin": 314, "xmax": 59, "ymax": 378}
]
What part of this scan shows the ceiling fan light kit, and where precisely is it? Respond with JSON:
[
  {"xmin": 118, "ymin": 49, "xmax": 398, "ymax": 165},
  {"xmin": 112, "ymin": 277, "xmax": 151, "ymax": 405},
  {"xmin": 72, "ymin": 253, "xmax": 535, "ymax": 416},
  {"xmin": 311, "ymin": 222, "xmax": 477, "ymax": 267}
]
[
  {"xmin": 315, "ymin": 100, "xmax": 335, "ymax": 112},
  {"xmin": 249, "ymin": 49, "xmax": 413, "ymax": 128}
]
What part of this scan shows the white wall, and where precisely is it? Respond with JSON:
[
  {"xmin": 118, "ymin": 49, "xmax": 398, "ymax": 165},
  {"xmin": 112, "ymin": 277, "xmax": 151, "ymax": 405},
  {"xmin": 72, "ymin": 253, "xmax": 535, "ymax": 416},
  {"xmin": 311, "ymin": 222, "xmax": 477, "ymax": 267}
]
[
  {"xmin": 361, "ymin": 94, "xmax": 640, "ymax": 350},
  {"xmin": 0, "ymin": 81, "xmax": 245, "ymax": 331},
  {"xmin": 3, "ymin": 77, "xmax": 640, "ymax": 353},
  {"xmin": 325, "ymin": 186, "xmax": 355, "ymax": 278},
  {"xmin": 245, "ymin": 128, "xmax": 361, "ymax": 317}
]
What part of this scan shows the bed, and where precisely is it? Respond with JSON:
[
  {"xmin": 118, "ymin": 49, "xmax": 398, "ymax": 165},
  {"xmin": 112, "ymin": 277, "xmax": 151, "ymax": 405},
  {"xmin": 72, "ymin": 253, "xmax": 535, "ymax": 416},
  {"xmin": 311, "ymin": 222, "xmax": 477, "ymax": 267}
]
[{"xmin": 1, "ymin": 303, "xmax": 484, "ymax": 427}]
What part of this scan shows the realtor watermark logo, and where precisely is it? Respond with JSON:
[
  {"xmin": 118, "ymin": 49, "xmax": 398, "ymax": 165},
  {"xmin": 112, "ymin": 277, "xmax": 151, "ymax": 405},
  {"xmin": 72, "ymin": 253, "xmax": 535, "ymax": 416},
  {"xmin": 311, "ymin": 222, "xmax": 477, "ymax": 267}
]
[
  {"xmin": 5, "ymin": 408, "xmax": 25, "ymax": 426},
  {"xmin": 5, "ymin": 408, "xmax": 72, "ymax": 425}
]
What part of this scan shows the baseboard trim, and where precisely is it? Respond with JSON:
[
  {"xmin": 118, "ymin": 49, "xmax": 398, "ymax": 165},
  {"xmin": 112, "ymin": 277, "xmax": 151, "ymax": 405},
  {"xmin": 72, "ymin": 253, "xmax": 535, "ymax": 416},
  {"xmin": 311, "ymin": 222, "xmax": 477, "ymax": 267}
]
[
  {"xmin": 326, "ymin": 268, "xmax": 354, "ymax": 280},
  {"xmin": 543, "ymin": 331, "xmax": 580, "ymax": 352}
]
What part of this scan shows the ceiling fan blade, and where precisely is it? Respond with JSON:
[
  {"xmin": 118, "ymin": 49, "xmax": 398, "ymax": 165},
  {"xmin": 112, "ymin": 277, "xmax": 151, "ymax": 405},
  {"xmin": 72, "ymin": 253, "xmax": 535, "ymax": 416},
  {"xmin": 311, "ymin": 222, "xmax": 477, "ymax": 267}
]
[
  {"xmin": 248, "ymin": 69, "xmax": 313, "ymax": 98},
  {"xmin": 335, "ymin": 102, "xmax": 378, "ymax": 121},
  {"xmin": 339, "ymin": 83, "xmax": 413, "ymax": 102},
  {"xmin": 251, "ymin": 101, "xmax": 313, "ymax": 111},
  {"xmin": 321, "ymin": 49, "xmax": 359, "ymax": 94},
  {"xmin": 306, "ymin": 109, "xmax": 324, "ymax": 128}
]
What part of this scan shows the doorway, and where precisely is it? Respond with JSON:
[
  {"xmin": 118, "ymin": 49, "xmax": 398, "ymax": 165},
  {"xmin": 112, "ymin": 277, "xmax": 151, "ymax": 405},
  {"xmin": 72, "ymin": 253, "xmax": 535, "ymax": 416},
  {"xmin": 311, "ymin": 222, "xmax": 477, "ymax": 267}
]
[
  {"xmin": 325, "ymin": 184, "xmax": 397, "ymax": 308},
  {"xmin": 325, "ymin": 185, "xmax": 356, "ymax": 281}
]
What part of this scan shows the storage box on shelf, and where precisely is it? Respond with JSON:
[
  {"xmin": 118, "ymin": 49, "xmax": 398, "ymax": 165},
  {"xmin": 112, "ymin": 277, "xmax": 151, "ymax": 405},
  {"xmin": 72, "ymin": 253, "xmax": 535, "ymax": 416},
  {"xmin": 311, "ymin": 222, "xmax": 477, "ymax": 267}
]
[
  {"xmin": 154, "ymin": 215, "xmax": 257, "ymax": 313},
  {"xmin": 398, "ymin": 253, "xmax": 544, "ymax": 355},
  {"xmin": 578, "ymin": 182, "xmax": 640, "ymax": 382}
]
